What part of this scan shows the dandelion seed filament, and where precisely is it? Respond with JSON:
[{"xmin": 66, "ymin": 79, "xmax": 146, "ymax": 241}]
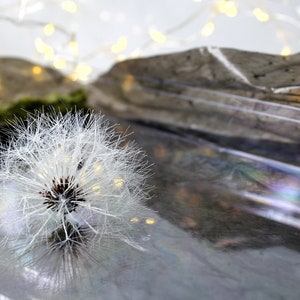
[{"xmin": 48, "ymin": 222, "xmax": 87, "ymax": 254}]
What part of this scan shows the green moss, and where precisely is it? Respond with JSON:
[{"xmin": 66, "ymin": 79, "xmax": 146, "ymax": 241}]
[{"xmin": 0, "ymin": 89, "xmax": 87, "ymax": 122}]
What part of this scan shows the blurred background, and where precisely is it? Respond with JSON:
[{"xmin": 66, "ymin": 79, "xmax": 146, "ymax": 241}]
[{"xmin": 0, "ymin": 0, "xmax": 299, "ymax": 82}]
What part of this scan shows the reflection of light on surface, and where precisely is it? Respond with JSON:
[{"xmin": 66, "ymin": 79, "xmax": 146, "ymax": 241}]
[
  {"xmin": 149, "ymin": 28, "xmax": 166, "ymax": 43},
  {"xmin": 92, "ymin": 184, "xmax": 101, "ymax": 195},
  {"xmin": 94, "ymin": 163, "xmax": 102, "ymax": 172},
  {"xmin": 65, "ymin": 155, "xmax": 71, "ymax": 163},
  {"xmin": 176, "ymin": 187, "xmax": 189, "ymax": 203},
  {"xmin": 154, "ymin": 144, "xmax": 168, "ymax": 160},
  {"xmin": 201, "ymin": 22, "xmax": 214, "ymax": 37},
  {"xmin": 236, "ymin": 189, "xmax": 300, "ymax": 229},
  {"xmin": 130, "ymin": 217, "xmax": 139, "ymax": 223},
  {"xmin": 180, "ymin": 216, "xmax": 197, "ymax": 229},
  {"xmin": 145, "ymin": 218, "xmax": 156, "ymax": 225},
  {"xmin": 61, "ymin": 1, "xmax": 77, "ymax": 13},
  {"xmin": 281, "ymin": 45, "xmax": 291, "ymax": 56},
  {"xmin": 270, "ymin": 177, "xmax": 300, "ymax": 201},
  {"xmin": 122, "ymin": 75, "xmax": 135, "ymax": 92},
  {"xmin": 215, "ymin": 0, "xmax": 238, "ymax": 17},
  {"xmin": 114, "ymin": 176, "xmax": 124, "ymax": 188},
  {"xmin": 253, "ymin": 8, "xmax": 270, "ymax": 22},
  {"xmin": 202, "ymin": 147, "xmax": 215, "ymax": 156},
  {"xmin": 32, "ymin": 65, "xmax": 42, "ymax": 75},
  {"xmin": 44, "ymin": 23, "xmax": 55, "ymax": 36},
  {"xmin": 111, "ymin": 37, "xmax": 127, "ymax": 54}
]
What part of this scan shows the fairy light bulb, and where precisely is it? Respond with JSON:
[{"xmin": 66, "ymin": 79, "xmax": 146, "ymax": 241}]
[
  {"xmin": 111, "ymin": 36, "xmax": 128, "ymax": 54},
  {"xmin": 215, "ymin": 0, "xmax": 238, "ymax": 17},
  {"xmin": 201, "ymin": 22, "xmax": 215, "ymax": 37},
  {"xmin": 149, "ymin": 28, "xmax": 167, "ymax": 43},
  {"xmin": 44, "ymin": 23, "xmax": 55, "ymax": 36},
  {"xmin": 281, "ymin": 45, "xmax": 291, "ymax": 56},
  {"xmin": 253, "ymin": 7, "xmax": 270, "ymax": 22},
  {"xmin": 61, "ymin": 1, "xmax": 77, "ymax": 13}
]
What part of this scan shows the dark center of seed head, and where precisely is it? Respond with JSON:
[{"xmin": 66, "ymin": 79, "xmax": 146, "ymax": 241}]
[{"xmin": 40, "ymin": 176, "xmax": 85, "ymax": 214}]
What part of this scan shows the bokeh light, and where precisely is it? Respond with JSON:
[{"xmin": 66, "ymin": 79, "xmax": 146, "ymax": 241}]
[{"xmin": 0, "ymin": 0, "xmax": 299, "ymax": 82}]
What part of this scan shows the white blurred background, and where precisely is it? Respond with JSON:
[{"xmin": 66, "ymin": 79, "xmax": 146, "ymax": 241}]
[{"xmin": 0, "ymin": 0, "xmax": 299, "ymax": 82}]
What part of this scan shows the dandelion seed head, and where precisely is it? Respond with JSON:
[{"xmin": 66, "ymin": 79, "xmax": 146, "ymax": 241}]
[{"xmin": 0, "ymin": 109, "xmax": 151, "ymax": 289}]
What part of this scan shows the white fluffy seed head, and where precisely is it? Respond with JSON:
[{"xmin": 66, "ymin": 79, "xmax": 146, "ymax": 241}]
[{"xmin": 0, "ymin": 109, "xmax": 151, "ymax": 289}]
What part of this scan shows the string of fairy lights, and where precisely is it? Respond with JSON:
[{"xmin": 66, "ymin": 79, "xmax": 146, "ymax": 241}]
[{"xmin": 0, "ymin": 0, "xmax": 299, "ymax": 82}]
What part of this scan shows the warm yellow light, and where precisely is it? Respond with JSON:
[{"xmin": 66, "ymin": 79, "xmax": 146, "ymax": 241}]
[
  {"xmin": 116, "ymin": 54, "xmax": 127, "ymax": 62},
  {"xmin": 253, "ymin": 8, "xmax": 270, "ymax": 22},
  {"xmin": 130, "ymin": 217, "xmax": 139, "ymax": 223},
  {"xmin": 44, "ymin": 23, "xmax": 55, "ymax": 36},
  {"xmin": 122, "ymin": 74, "xmax": 135, "ymax": 92},
  {"xmin": 38, "ymin": 173, "xmax": 44, "ymax": 179},
  {"xmin": 145, "ymin": 218, "xmax": 156, "ymax": 225},
  {"xmin": 76, "ymin": 63, "xmax": 92, "ymax": 75},
  {"xmin": 35, "ymin": 38, "xmax": 54, "ymax": 60},
  {"xmin": 111, "ymin": 36, "xmax": 127, "ymax": 54},
  {"xmin": 281, "ymin": 46, "xmax": 291, "ymax": 56},
  {"xmin": 69, "ymin": 40, "xmax": 79, "ymax": 56},
  {"xmin": 92, "ymin": 185, "xmax": 101, "ymax": 195},
  {"xmin": 53, "ymin": 58, "xmax": 67, "ymax": 70},
  {"xmin": 114, "ymin": 176, "xmax": 124, "ymax": 188},
  {"xmin": 94, "ymin": 163, "xmax": 102, "ymax": 172},
  {"xmin": 201, "ymin": 22, "xmax": 214, "ymax": 37},
  {"xmin": 32, "ymin": 65, "xmax": 42, "ymax": 75},
  {"xmin": 70, "ymin": 63, "xmax": 92, "ymax": 82},
  {"xmin": 61, "ymin": 1, "xmax": 77, "ymax": 13},
  {"xmin": 92, "ymin": 185, "xmax": 101, "ymax": 191},
  {"xmin": 44, "ymin": 49, "xmax": 54, "ymax": 60},
  {"xmin": 35, "ymin": 37, "xmax": 45, "ymax": 53},
  {"xmin": 149, "ymin": 28, "xmax": 166, "ymax": 43},
  {"xmin": 70, "ymin": 73, "xmax": 78, "ymax": 81},
  {"xmin": 36, "ymin": 39, "xmax": 44, "ymax": 53},
  {"xmin": 216, "ymin": 0, "xmax": 238, "ymax": 17}
]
